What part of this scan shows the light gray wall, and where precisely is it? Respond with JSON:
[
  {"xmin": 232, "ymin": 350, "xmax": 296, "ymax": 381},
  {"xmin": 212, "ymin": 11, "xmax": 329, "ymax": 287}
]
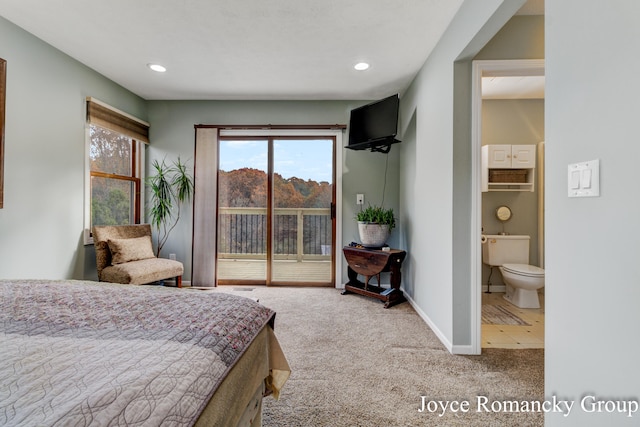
[
  {"xmin": 545, "ymin": 0, "xmax": 640, "ymax": 425},
  {"xmin": 481, "ymin": 99, "xmax": 544, "ymax": 287},
  {"xmin": 147, "ymin": 100, "xmax": 401, "ymax": 283},
  {"xmin": 0, "ymin": 17, "xmax": 147, "ymax": 280},
  {"xmin": 475, "ymin": 15, "xmax": 545, "ymax": 60},
  {"xmin": 398, "ymin": 0, "xmax": 527, "ymax": 350}
]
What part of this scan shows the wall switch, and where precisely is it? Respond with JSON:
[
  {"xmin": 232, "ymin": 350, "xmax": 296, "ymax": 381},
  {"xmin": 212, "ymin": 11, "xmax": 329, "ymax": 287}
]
[
  {"xmin": 570, "ymin": 170, "xmax": 581, "ymax": 189},
  {"xmin": 169, "ymin": 253, "xmax": 177, "ymax": 260},
  {"xmin": 356, "ymin": 194, "xmax": 364, "ymax": 205},
  {"xmin": 568, "ymin": 159, "xmax": 600, "ymax": 197}
]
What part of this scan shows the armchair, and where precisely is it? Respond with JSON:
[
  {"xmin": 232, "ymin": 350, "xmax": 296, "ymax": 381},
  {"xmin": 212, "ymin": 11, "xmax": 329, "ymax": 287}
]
[{"xmin": 93, "ymin": 224, "xmax": 183, "ymax": 287}]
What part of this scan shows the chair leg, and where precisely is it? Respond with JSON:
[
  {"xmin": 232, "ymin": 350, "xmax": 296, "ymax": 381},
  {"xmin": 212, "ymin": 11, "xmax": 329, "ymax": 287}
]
[{"xmin": 176, "ymin": 276, "xmax": 182, "ymax": 288}]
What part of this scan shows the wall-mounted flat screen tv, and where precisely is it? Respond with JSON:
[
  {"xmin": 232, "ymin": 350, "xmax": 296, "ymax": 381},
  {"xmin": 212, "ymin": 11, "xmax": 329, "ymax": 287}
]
[{"xmin": 347, "ymin": 94, "xmax": 401, "ymax": 152}]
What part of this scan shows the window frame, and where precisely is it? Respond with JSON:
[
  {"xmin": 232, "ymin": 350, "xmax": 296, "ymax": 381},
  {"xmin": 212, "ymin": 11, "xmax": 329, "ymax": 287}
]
[{"xmin": 84, "ymin": 100, "xmax": 147, "ymax": 245}]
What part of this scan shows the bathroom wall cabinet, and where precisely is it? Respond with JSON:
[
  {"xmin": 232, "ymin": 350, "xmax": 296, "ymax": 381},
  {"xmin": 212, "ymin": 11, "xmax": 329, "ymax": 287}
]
[{"xmin": 482, "ymin": 144, "xmax": 536, "ymax": 192}]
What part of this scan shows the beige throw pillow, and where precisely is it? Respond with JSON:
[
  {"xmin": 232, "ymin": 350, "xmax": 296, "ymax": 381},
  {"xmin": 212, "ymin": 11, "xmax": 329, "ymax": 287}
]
[{"xmin": 108, "ymin": 236, "xmax": 155, "ymax": 265}]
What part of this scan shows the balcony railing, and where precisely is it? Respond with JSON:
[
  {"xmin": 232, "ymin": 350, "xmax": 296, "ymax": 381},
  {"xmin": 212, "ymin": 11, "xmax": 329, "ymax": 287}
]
[{"xmin": 217, "ymin": 207, "xmax": 332, "ymax": 261}]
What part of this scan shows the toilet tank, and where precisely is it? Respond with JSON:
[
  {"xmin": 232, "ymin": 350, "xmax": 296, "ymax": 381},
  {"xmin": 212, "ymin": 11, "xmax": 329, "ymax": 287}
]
[{"xmin": 482, "ymin": 235, "xmax": 530, "ymax": 266}]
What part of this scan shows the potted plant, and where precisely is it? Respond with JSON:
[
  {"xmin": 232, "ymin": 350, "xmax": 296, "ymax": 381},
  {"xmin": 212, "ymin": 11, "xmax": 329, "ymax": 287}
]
[
  {"xmin": 147, "ymin": 157, "xmax": 194, "ymax": 257},
  {"xmin": 356, "ymin": 205, "xmax": 396, "ymax": 247}
]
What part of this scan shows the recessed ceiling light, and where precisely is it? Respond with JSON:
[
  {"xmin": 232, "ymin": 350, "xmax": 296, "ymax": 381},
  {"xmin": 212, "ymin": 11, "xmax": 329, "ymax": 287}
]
[
  {"xmin": 354, "ymin": 62, "xmax": 370, "ymax": 71},
  {"xmin": 147, "ymin": 63, "xmax": 167, "ymax": 73}
]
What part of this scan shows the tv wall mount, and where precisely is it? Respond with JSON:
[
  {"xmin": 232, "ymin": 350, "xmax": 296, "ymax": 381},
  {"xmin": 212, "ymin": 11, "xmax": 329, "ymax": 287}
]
[{"xmin": 345, "ymin": 137, "xmax": 401, "ymax": 154}]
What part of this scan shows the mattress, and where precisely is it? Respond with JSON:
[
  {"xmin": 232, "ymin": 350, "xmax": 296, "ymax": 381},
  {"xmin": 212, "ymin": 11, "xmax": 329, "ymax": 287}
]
[{"xmin": 0, "ymin": 280, "xmax": 289, "ymax": 426}]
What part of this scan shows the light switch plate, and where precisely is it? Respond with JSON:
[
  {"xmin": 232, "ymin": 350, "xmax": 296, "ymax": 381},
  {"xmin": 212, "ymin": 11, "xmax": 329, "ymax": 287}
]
[{"xmin": 568, "ymin": 159, "xmax": 600, "ymax": 197}]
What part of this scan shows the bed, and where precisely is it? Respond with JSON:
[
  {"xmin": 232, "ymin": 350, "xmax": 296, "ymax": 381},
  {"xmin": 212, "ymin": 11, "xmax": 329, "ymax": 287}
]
[{"xmin": 0, "ymin": 280, "xmax": 290, "ymax": 426}]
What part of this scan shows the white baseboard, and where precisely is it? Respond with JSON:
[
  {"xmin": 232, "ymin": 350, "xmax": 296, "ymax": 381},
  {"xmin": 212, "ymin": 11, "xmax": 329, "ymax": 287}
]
[
  {"xmin": 451, "ymin": 344, "xmax": 478, "ymax": 354},
  {"xmin": 403, "ymin": 290, "xmax": 454, "ymax": 354}
]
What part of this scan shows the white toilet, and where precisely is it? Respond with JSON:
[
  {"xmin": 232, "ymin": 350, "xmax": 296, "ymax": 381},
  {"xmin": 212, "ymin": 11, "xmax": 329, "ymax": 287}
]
[{"xmin": 482, "ymin": 235, "xmax": 545, "ymax": 308}]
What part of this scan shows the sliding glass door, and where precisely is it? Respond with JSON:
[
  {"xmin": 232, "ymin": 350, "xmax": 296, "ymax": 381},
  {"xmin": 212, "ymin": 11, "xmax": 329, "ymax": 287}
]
[
  {"xmin": 271, "ymin": 138, "xmax": 334, "ymax": 284},
  {"xmin": 216, "ymin": 136, "xmax": 335, "ymax": 286}
]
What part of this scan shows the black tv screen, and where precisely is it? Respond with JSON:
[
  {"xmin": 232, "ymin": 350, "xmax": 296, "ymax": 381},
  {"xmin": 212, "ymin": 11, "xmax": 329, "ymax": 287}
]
[{"xmin": 347, "ymin": 94, "xmax": 400, "ymax": 152}]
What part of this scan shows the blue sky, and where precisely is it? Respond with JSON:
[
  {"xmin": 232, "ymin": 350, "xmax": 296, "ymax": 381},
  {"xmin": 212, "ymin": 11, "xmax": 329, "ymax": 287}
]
[{"xmin": 219, "ymin": 139, "xmax": 333, "ymax": 183}]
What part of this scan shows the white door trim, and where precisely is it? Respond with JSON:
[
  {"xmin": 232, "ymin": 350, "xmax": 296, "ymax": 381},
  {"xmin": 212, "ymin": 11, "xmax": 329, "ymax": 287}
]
[{"xmin": 470, "ymin": 59, "xmax": 545, "ymax": 354}]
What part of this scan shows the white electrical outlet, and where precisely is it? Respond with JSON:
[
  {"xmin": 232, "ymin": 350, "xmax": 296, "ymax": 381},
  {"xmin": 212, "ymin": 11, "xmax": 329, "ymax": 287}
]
[
  {"xmin": 169, "ymin": 253, "xmax": 176, "ymax": 260},
  {"xmin": 356, "ymin": 194, "xmax": 364, "ymax": 205}
]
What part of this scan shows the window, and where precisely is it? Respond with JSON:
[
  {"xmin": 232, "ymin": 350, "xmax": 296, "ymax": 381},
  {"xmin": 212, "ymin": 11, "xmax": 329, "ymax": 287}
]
[
  {"xmin": 90, "ymin": 125, "xmax": 140, "ymax": 226},
  {"xmin": 84, "ymin": 98, "xmax": 148, "ymax": 243}
]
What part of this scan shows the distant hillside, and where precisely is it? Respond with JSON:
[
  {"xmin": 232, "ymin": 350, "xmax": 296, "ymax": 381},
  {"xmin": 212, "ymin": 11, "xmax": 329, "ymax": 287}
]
[{"xmin": 218, "ymin": 168, "xmax": 332, "ymax": 208}]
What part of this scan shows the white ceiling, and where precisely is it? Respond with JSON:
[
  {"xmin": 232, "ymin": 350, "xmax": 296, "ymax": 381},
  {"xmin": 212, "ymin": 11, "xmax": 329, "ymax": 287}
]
[{"xmin": 0, "ymin": 0, "xmax": 543, "ymax": 101}]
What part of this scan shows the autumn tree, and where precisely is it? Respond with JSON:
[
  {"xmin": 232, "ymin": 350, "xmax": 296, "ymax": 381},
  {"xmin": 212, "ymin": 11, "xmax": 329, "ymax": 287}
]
[
  {"xmin": 218, "ymin": 168, "xmax": 331, "ymax": 208},
  {"xmin": 218, "ymin": 168, "xmax": 268, "ymax": 207},
  {"xmin": 217, "ymin": 168, "xmax": 332, "ymax": 255},
  {"xmin": 89, "ymin": 126, "xmax": 134, "ymax": 226}
]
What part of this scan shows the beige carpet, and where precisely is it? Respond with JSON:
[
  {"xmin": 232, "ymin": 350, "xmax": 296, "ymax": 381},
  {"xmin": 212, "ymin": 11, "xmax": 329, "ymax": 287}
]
[{"xmin": 213, "ymin": 286, "xmax": 544, "ymax": 427}]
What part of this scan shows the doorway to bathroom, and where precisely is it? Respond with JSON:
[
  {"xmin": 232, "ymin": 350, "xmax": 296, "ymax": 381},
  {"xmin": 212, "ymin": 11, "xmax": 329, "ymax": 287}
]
[{"xmin": 471, "ymin": 59, "xmax": 545, "ymax": 352}]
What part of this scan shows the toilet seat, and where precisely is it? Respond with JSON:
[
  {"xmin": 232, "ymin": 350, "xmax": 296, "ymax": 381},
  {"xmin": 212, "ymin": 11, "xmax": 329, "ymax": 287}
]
[{"xmin": 502, "ymin": 263, "xmax": 545, "ymax": 277}]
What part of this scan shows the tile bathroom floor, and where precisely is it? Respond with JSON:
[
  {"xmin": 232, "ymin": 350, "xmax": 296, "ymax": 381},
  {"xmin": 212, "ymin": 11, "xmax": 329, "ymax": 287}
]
[{"xmin": 482, "ymin": 291, "xmax": 545, "ymax": 349}]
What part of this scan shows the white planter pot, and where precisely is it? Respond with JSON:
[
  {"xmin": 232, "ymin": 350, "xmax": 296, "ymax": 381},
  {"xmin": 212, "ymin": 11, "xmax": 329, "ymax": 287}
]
[{"xmin": 357, "ymin": 222, "xmax": 390, "ymax": 248}]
